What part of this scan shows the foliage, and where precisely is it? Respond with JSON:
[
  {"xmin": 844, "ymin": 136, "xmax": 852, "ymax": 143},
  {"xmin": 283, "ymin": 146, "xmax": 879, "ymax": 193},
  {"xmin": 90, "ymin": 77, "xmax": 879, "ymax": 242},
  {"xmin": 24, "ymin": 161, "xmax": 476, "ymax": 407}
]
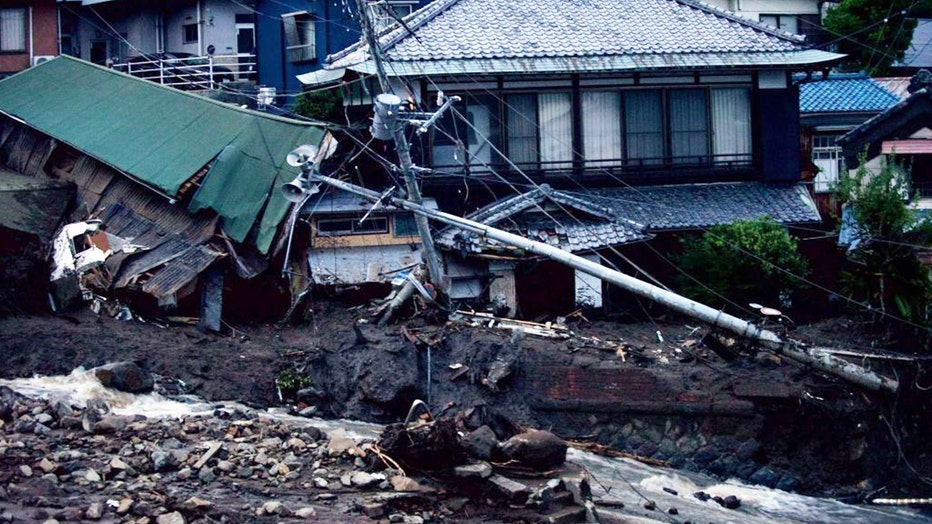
[
  {"xmin": 676, "ymin": 217, "xmax": 809, "ymax": 313},
  {"xmin": 292, "ymin": 88, "xmax": 343, "ymax": 123},
  {"xmin": 823, "ymin": 0, "xmax": 918, "ymax": 75},
  {"xmin": 275, "ymin": 369, "xmax": 312, "ymax": 393},
  {"xmin": 834, "ymin": 154, "xmax": 932, "ymax": 343}
]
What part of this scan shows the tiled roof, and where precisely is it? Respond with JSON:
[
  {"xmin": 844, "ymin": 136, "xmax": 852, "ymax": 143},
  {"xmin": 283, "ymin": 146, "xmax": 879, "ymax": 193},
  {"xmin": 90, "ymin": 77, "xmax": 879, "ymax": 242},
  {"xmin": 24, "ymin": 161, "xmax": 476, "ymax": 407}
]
[
  {"xmin": 327, "ymin": 0, "xmax": 842, "ymax": 75},
  {"xmin": 800, "ymin": 74, "xmax": 901, "ymax": 113},
  {"xmin": 586, "ymin": 182, "xmax": 821, "ymax": 230},
  {"xmin": 435, "ymin": 185, "xmax": 650, "ymax": 254}
]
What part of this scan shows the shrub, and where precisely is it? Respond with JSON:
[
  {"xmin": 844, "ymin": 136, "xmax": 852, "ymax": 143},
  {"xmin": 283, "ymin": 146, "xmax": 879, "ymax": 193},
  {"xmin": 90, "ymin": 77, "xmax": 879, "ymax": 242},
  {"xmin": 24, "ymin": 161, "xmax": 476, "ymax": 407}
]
[
  {"xmin": 292, "ymin": 88, "xmax": 343, "ymax": 123},
  {"xmin": 677, "ymin": 217, "xmax": 808, "ymax": 312},
  {"xmin": 834, "ymin": 153, "xmax": 932, "ymax": 346}
]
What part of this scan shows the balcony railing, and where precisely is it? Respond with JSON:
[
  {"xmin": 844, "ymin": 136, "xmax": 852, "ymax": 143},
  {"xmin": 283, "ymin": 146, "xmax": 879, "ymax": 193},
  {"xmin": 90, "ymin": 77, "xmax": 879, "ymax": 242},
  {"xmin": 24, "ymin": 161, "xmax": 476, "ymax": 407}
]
[{"xmin": 112, "ymin": 54, "xmax": 256, "ymax": 90}]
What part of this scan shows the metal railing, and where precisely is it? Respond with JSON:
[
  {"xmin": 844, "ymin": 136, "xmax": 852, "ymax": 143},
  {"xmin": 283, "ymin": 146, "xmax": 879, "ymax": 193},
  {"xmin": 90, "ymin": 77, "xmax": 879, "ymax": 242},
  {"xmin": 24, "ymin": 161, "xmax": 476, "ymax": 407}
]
[{"xmin": 113, "ymin": 53, "xmax": 256, "ymax": 90}]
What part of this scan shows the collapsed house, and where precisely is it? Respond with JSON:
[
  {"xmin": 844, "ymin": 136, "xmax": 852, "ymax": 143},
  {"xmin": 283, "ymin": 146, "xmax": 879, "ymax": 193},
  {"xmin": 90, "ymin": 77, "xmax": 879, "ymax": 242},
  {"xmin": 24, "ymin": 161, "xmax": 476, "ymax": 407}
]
[{"xmin": 0, "ymin": 56, "xmax": 325, "ymax": 325}]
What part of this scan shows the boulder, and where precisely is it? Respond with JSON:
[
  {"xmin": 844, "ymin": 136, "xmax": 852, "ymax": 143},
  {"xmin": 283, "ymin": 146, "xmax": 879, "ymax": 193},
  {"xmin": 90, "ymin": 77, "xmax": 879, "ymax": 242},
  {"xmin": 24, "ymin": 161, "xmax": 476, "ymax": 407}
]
[
  {"xmin": 462, "ymin": 425, "xmax": 498, "ymax": 461},
  {"xmin": 499, "ymin": 430, "xmax": 567, "ymax": 470},
  {"xmin": 93, "ymin": 362, "xmax": 154, "ymax": 393}
]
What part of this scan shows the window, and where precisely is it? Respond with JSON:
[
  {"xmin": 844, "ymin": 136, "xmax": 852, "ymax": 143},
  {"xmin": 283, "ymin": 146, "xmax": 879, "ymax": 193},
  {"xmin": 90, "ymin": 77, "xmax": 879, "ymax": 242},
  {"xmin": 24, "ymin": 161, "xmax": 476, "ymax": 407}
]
[
  {"xmin": 538, "ymin": 92, "xmax": 573, "ymax": 169},
  {"xmin": 760, "ymin": 14, "xmax": 798, "ymax": 34},
  {"xmin": 282, "ymin": 12, "xmax": 315, "ymax": 62},
  {"xmin": 625, "ymin": 90, "xmax": 664, "ymax": 166},
  {"xmin": 317, "ymin": 217, "xmax": 389, "ymax": 236},
  {"xmin": 669, "ymin": 89, "xmax": 709, "ymax": 165},
  {"xmin": 373, "ymin": 2, "xmax": 416, "ymax": 32},
  {"xmin": 582, "ymin": 91, "xmax": 622, "ymax": 168},
  {"xmin": 433, "ymin": 95, "xmax": 501, "ymax": 173},
  {"xmin": 393, "ymin": 214, "xmax": 419, "ymax": 237},
  {"xmin": 506, "ymin": 94, "xmax": 538, "ymax": 169},
  {"xmin": 0, "ymin": 8, "xmax": 26, "ymax": 52},
  {"xmin": 812, "ymin": 135, "xmax": 843, "ymax": 193},
  {"xmin": 711, "ymin": 88, "xmax": 752, "ymax": 165},
  {"xmin": 182, "ymin": 23, "xmax": 198, "ymax": 45}
]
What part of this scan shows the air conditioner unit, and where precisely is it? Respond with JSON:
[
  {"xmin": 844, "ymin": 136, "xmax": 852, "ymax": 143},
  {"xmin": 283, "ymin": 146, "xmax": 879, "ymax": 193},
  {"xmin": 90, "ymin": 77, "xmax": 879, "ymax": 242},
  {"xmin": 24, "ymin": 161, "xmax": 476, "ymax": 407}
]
[{"xmin": 32, "ymin": 55, "xmax": 55, "ymax": 66}]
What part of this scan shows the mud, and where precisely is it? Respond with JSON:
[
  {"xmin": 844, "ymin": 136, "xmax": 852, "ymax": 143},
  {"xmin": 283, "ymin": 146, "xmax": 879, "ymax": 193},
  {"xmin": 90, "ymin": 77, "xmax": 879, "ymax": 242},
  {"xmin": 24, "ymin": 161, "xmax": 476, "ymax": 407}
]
[{"xmin": 1, "ymin": 302, "xmax": 931, "ymax": 502}]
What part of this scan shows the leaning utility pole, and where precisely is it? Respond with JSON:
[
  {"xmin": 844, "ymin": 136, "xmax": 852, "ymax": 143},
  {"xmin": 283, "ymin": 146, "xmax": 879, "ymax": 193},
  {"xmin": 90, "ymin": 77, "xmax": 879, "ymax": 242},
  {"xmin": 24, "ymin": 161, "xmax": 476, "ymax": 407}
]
[
  {"xmin": 355, "ymin": 0, "xmax": 446, "ymax": 293},
  {"xmin": 307, "ymin": 171, "xmax": 900, "ymax": 395}
]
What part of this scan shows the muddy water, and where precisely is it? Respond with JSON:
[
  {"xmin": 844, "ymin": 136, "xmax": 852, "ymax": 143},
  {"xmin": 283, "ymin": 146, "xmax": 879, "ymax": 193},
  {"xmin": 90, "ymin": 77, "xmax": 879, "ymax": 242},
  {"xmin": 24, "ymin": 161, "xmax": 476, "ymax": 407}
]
[{"xmin": 2, "ymin": 372, "xmax": 930, "ymax": 524}]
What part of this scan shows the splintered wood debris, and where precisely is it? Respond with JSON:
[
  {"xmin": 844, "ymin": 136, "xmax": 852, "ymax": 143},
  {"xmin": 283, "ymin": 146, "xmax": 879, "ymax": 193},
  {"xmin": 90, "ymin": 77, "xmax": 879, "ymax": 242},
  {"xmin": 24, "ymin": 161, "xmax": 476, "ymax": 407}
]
[{"xmin": 450, "ymin": 310, "xmax": 572, "ymax": 339}]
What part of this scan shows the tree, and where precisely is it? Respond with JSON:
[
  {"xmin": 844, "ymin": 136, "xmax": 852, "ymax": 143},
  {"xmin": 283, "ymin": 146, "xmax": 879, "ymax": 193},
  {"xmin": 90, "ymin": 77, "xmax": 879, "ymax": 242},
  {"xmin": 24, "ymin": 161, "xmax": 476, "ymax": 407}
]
[
  {"xmin": 834, "ymin": 153, "xmax": 932, "ymax": 348},
  {"xmin": 292, "ymin": 88, "xmax": 343, "ymax": 123},
  {"xmin": 676, "ymin": 217, "xmax": 809, "ymax": 314},
  {"xmin": 823, "ymin": 0, "xmax": 918, "ymax": 75}
]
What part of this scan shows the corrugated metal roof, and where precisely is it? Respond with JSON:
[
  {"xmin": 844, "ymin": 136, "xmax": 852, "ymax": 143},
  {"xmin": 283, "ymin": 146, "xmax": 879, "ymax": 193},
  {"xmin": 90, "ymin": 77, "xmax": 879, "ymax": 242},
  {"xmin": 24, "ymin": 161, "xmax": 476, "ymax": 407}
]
[
  {"xmin": 328, "ymin": 0, "xmax": 842, "ymax": 75},
  {"xmin": 0, "ymin": 56, "xmax": 325, "ymax": 253},
  {"xmin": 882, "ymin": 139, "xmax": 932, "ymax": 154},
  {"xmin": 799, "ymin": 74, "xmax": 900, "ymax": 114},
  {"xmin": 141, "ymin": 244, "xmax": 224, "ymax": 299}
]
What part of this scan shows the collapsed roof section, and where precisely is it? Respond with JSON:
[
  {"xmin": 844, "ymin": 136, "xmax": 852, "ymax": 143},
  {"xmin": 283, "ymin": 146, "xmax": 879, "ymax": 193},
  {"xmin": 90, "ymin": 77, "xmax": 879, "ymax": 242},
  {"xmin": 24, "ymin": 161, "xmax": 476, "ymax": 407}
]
[
  {"xmin": 437, "ymin": 182, "xmax": 821, "ymax": 256},
  {"xmin": 0, "ymin": 55, "xmax": 325, "ymax": 254}
]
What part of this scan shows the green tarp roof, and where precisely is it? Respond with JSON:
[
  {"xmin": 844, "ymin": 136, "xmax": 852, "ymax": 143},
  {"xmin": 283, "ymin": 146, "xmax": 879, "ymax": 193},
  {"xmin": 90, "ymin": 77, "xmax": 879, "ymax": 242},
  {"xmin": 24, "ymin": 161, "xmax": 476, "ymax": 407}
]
[{"xmin": 0, "ymin": 55, "xmax": 325, "ymax": 254}]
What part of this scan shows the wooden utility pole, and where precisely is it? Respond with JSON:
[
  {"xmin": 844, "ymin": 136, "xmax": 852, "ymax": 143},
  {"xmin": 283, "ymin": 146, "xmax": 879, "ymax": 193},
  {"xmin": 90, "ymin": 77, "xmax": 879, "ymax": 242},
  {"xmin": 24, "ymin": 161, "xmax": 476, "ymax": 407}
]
[
  {"xmin": 308, "ymin": 171, "xmax": 900, "ymax": 395},
  {"xmin": 355, "ymin": 0, "xmax": 446, "ymax": 293}
]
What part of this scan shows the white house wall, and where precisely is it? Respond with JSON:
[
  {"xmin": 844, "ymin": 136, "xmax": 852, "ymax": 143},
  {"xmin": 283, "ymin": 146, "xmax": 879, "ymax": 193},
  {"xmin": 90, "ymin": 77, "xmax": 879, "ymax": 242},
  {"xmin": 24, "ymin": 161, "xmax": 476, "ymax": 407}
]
[
  {"xmin": 308, "ymin": 244, "xmax": 423, "ymax": 285},
  {"xmin": 163, "ymin": 1, "xmax": 247, "ymax": 56},
  {"xmin": 701, "ymin": 0, "xmax": 820, "ymax": 20}
]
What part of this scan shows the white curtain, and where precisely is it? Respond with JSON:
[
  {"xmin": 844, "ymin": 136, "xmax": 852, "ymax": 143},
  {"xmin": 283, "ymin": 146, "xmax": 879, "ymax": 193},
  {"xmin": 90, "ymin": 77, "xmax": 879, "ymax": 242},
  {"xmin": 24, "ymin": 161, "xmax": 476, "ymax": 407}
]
[
  {"xmin": 0, "ymin": 9, "xmax": 25, "ymax": 52},
  {"xmin": 669, "ymin": 89, "xmax": 709, "ymax": 165},
  {"xmin": 711, "ymin": 88, "xmax": 751, "ymax": 165},
  {"xmin": 625, "ymin": 91, "xmax": 663, "ymax": 166},
  {"xmin": 538, "ymin": 92, "xmax": 573, "ymax": 169},
  {"xmin": 506, "ymin": 94, "xmax": 538, "ymax": 170},
  {"xmin": 582, "ymin": 91, "xmax": 622, "ymax": 168}
]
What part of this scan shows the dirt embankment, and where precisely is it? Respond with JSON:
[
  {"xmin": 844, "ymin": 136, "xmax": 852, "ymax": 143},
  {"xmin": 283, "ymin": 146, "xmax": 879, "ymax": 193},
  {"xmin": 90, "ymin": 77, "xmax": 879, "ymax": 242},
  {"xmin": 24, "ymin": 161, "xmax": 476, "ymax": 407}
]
[{"xmin": 1, "ymin": 305, "xmax": 930, "ymax": 501}]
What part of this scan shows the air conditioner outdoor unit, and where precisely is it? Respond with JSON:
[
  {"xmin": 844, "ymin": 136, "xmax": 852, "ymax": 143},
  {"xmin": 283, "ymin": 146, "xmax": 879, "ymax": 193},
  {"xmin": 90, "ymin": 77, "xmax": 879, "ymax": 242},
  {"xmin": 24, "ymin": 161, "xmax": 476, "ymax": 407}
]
[{"xmin": 32, "ymin": 55, "xmax": 55, "ymax": 66}]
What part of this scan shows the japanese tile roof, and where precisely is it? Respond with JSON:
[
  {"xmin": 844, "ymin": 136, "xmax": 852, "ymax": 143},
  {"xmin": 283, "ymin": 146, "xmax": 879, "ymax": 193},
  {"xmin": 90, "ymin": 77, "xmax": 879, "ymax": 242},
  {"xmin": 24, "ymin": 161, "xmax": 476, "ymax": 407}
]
[
  {"xmin": 0, "ymin": 56, "xmax": 325, "ymax": 254},
  {"xmin": 838, "ymin": 88, "xmax": 932, "ymax": 151},
  {"xmin": 436, "ymin": 184, "xmax": 651, "ymax": 254},
  {"xmin": 584, "ymin": 182, "xmax": 822, "ymax": 230},
  {"xmin": 326, "ymin": 0, "xmax": 842, "ymax": 76},
  {"xmin": 799, "ymin": 74, "xmax": 901, "ymax": 113}
]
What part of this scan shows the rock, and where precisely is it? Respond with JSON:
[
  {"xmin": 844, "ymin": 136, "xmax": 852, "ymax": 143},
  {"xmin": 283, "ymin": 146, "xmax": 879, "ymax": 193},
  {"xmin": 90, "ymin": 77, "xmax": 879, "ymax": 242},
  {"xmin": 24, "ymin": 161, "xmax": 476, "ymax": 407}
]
[
  {"xmin": 182, "ymin": 496, "xmax": 212, "ymax": 512},
  {"xmin": 662, "ymin": 487, "xmax": 678, "ymax": 495},
  {"xmin": 155, "ymin": 512, "xmax": 185, "ymax": 524},
  {"xmin": 85, "ymin": 502, "xmax": 103, "ymax": 520},
  {"xmin": 294, "ymin": 507, "xmax": 316, "ymax": 519},
  {"xmin": 340, "ymin": 474, "xmax": 352, "ymax": 487},
  {"xmin": 198, "ymin": 467, "xmax": 217, "ymax": 484},
  {"xmin": 462, "ymin": 425, "xmax": 498, "ymax": 461},
  {"xmin": 85, "ymin": 468, "xmax": 101, "ymax": 482},
  {"xmin": 723, "ymin": 495, "xmax": 741, "ymax": 509},
  {"xmin": 151, "ymin": 450, "xmax": 178, "ymax": 472},
  {"xmin": 453, "ymin": 462, "xmax": 492, "ymax": 480},
  {"xmin": 391, "ymin": 476, "xmax": 434, "ymax": 493},
  {"xmin": 643, "ymin": 500, "xmax": 656, "ymax": 510},
  {"xmin": 362, "ymin": 503, "xmax": 386, "ymax": 519},
  {"xmin": 499, "ymin": 430, "xmax": 567, "ymax": 469},
  {"xmin": 488, "ymin": 474, "xmax": 529, "ymax": 503},
  {"xmin": 116, "ymin": 498, "xmax": 133, "ymax": 515},
  {"xmin": 351, "ymin": 471, "xmax": 385, "ymax": 489},
  {"xmin": 484, "ymin": 358, "xmax": 514, "ymax": 391},
  {"xmin": 693, "ymin": 491, "xmax": 711, "ymax": 502},
  {"xmin": 327, "ymin": 435, "xmax": 356, "ymax": 455},
  {"xmin": 389, "ymin": 514, "xmax": 404, "ymax": 523},
  {"xmin": 93, "ymin": 362, "xmax": 154, "ymax": 393},
  {"xmin": 749, "ymin": 466, "xmax": 780, "ymax": 488},
  {"xmin": 561, "ymin": 474, "xmax": 591, "ymax": 505},
  {"xmin": 18, "ymin": 465, "xmax": 33, "ymax": 477},
  {"xmin": 52, "ymin": 400, "xmax": 74, "ymax": 420},
  {"xmin": 313, "ymin": 477, "xmax": 329, "ymax": 489},
  {"xmin": 261, "ymin": 501, "xmax": 285, "ymax": 516},
  {"xmin": 109, "ymin": 457, "xmax": 129, "ymax": 470},
  {"xmin": 217, "ymin": 460, "xmax": 234, "ymax": 473}
]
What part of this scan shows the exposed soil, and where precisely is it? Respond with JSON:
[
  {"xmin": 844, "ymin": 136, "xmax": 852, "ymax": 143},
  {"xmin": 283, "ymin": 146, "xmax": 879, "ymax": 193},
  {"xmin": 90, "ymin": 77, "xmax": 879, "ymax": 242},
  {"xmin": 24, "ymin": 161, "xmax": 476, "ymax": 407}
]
[{"xmin": 1, "ymin": 298, "xmax": 931, "ymax": 502}]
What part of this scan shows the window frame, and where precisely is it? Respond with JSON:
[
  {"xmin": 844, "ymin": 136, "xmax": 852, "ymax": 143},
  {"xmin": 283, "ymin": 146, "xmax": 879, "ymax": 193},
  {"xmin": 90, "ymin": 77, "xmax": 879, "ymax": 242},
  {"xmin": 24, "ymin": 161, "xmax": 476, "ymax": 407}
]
[
  {"xmin": 282, "ymin": 11, "xmax": 316, "ymax": 63},
  {"xmin": 182, "ymin": 23, "xmax": 198, "ymax": 45},
  {"xmin": 0, "ymin": 8, "xmax": 27, "ymax": 53},
  {"xmin": 316, "ymin": 216, "xmax": 389, "ymax": 236}
]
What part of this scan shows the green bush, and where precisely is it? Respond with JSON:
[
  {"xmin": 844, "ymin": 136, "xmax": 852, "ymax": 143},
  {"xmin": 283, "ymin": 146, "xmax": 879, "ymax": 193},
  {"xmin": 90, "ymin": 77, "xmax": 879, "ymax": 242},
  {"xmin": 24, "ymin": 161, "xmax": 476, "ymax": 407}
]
[
  {"xmin": 292, "ymin": 88, "xmax": 343, "ymax": 123},
  {"xmin": 834, "ymin": 154, "xmax": 932, "ymax": 343},
  {"xmin": 677, "ymin": 217, "xmax": 808, "ymax": 312}
]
